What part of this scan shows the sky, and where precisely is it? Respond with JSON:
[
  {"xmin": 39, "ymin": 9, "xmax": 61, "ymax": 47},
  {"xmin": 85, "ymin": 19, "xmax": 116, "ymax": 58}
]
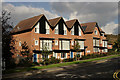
[{"xmin": 2, "ymin": 2, "xmax": 119, "ymax": 35}]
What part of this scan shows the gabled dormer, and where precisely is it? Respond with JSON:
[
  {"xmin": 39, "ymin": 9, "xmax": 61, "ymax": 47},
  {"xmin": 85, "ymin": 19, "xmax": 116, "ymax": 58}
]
[
  {"xmin": 11, "ymin": 14, "xmax": 51, "ymax": 35},
  {"xmin": 81, "ymin": 22, "xmax": 102, "ymax": 36},
  {"xmin": 66, "ymin": 19, "xmax": 84, "ymax": 36},
  {"xmin": 48, "ymin": 17, "xmax": 68, "ymax": 35}
]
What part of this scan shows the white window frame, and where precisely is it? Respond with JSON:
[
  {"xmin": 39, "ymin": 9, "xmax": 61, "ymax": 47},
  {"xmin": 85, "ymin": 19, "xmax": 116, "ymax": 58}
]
[
  {"xmin": 61, "ymin": 53, "xmax": 66, "ymax": 59},
  {"xmin": 55, "ymin": 40, "xmax": 58, "ymax": 45},
  {"xmin": 79, "ymin": 26, "xmax": 81, "ymax": 36},
  {"xmin": 63, "ymin": 24, "xmax": 67, "ymax": 35},
  {"xmin": 71, "ymin": 41, "xmax": 74, "ymax": 45},
  {"xmin": 71, "ymin": 26, "xmax": 74, "ymax": 35},
  {"xmin": 35, "ymin": 22, "xmax": 39, "ymax": 33},
  {"xmin": 46, "ymin": 22, "xmax": 50, "ymax": 34},
  {"xmin": 35, "ymin": 40, "xmax": 38, "ymax": 45},
  {"xmin": 19, "ymin": 41, "xmax": 21, "ymax": 46},
  {"xmin": 53, "ymin": 52, "xmax": 57, "ymax": 58},
  {"xmin": 55, "ymin": 25, "xmax": 58, "ymax": 34},
  {"xmin": 95, "ymin": 30, "xmax": 97, "ymax": 35}
]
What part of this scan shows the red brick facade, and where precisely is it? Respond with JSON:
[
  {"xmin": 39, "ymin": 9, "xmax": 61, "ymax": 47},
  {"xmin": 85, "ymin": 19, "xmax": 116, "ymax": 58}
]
[{"xmin": 11, "ymin": 14, "xmax": 111, "ymax": 63}]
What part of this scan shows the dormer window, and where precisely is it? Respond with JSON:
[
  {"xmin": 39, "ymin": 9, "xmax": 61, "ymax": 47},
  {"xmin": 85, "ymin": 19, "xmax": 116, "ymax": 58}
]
[
  {"xmin": 102, "ymin": 33, "xmax": 104, "ymax": 37},
  {"xmin": 95, "ymin": 30, "xmax": 97, "ymax": 35},
  {"xmin": 46, "ymin": 22, "xmax": 49, "ymax": 34},
  {"xmin": 35, "ymin": 23, "xmax": 39, "ymax": 33},
  {"xmin": 71, "ymin": 26, "xmax": 74, "ymax": 35},
  {"xmin": 79, "ymin": 26, "xmax": 81, "ymax": 36},
  {"xmin": 63, "ymin": 24, "xmax": 67, "ymax": 35},
  {"xmin": 55, "ymin": 25, "xmax": 58, "ymax": 34}
]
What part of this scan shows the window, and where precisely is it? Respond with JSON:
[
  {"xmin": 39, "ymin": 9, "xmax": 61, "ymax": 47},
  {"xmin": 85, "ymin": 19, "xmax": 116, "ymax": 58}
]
[
  {"xmin": 64, "ymin": 24, "xmax": 67, "ymax": 35},
  {"xmin": 71, "ymin": 41, "xmax": 74, "ymax": 45},
  {"xmin": 109, "ymin": 45, "xmax": 111, "ymax": 47},
  {"xmin": 62, "ymin": 40, "xmax": 70, "ymax": 50},
  {"xmin": 78, "ymin": 41, "xmax": 84, "ymax": 49},
  {"xmin": 55, "ymin": 40, "xmax": 58, "ymax": 45},
  {"xmin": 71, "ymin": 26, "xmax": 74, "ymax": 35},
  {"xmin": 95, "ymin": 30, "xmax": 97, "ymax": 35},
  {"xmin": 61, "ymin": 53, "xmax": 66, "ymax": 58},
  {"xmin": 19, "ymin": 41, "xmax": 21, "ymax": 46},
  {"xmin": 42, "ymin": 54, "xmax": 49, "ymax": 59},
  {"xmin": 46, "ymin": 22, "xmax": 50, "ymax": 34},
  {"xmin": 55, "ymin": 25, "xmax": 58, "ymax": 34},
  {"xmin": 93, "ymin": 48, "xmax": 99, "ymax": 52},
  {"xmin": 35, "ymin": 23, "xmax": 39, "ymax": 33},
  {"xmin": 40, "ymin": 40, "xmax": 52, "ymax": 51},
  {"xmin": 64, "ymin": 30, "xmax": 67, "ymax": 35},
  {"xmin": 79, "ymin": 26, "xmax": 81, "ymax": 36},
  {"xmin": 53, "ymin": 52, "xmax": 57, "ymax": 58},
  {"xmin": 93, "ymin": 39, "xmax": 99, "ymax": 46},
  {"xmin": 35, "ymin": 40, "xmax": 38, "ymax": 45},
  {"xmin": 102, "ymin": 33, "xmax": 104, "ymax": 37}
]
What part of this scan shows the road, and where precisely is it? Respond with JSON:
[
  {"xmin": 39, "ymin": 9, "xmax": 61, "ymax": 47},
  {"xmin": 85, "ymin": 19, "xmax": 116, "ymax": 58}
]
[{"xmin": 25, "ymin": 57, "xmax": 120, "ymax": 79}]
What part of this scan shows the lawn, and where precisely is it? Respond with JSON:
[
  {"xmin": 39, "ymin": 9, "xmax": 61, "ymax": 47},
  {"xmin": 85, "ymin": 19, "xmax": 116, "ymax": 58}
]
[
  {"xmin": 3, "ymin": 54, "xmax": 120, "ymax": 74},
  {"xmin": 33, "ymin": 54, "xmax": 120, "ymax": 69}
]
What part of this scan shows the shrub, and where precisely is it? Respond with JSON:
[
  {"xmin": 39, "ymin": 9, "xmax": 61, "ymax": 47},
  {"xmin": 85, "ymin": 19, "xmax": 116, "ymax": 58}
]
[
  {"xmin": 50, "ymin": 57, "xmax": 61, "ymax": 64},
  {"xmin": 62, "ymin": 58, "xmax": 74, "ymax": 62}
]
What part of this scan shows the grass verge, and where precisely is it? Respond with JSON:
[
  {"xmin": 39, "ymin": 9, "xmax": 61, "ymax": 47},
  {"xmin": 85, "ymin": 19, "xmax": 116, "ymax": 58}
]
[
  {"xmin": 3, "ymin": 54, "xmax": 120, "ymax": 74},
  {"xmin": 33, "ymin": 54, "xmax": 120, "ymax": 69}
]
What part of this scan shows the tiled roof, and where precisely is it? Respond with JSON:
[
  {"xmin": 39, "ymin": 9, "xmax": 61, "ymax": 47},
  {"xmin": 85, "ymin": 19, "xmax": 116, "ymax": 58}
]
[
  {"xmin": 81, "ymin": 22, "xmax": 97, "ymax": 33},
  {"xmin": 11, "ymin": 14, "xmax": 44, "ymax": 33},
  {"xmin": 65, "ymin": 19, "xmax": 77, "ymax": 28},
  {"xmin": 48, "ymin": 17, "xmax": 62, "ymax": 27}
]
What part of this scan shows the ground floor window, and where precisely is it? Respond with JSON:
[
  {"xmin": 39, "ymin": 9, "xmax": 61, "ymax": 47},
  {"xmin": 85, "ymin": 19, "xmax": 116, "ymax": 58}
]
[
  {"xmin": 42, "ymin": 54, "xmax": 49, "ymax": 59},
  {"xmin": 53, "ymin": 52, "xmax": 57, "ymax": 58},
  {"xmin": 93, "ymin": 48, "xmax": 99, "ymax": 52},
  {"xmin": 61, "ymin": 53, "xmax": 66, "ymax": 58}
]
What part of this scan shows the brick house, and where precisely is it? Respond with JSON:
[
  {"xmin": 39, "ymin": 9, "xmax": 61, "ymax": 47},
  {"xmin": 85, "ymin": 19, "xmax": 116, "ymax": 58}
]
[
  {"xmin": 11, "ymin": 14, "xmax": 111, "ymax": 63},
  {"xmin": 81, "ymin": 22, "xmax": 108, "ymax": 55},
  {"xmin": 11, "ymin": 14, "xmax": 85, "ymax": 63}
]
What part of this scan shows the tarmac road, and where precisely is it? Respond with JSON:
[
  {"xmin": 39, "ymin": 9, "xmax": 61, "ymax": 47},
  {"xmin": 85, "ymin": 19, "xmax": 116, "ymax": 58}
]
[{"xmin": 26, "ymin": 57, "xmax": 120, "ymax": 79}]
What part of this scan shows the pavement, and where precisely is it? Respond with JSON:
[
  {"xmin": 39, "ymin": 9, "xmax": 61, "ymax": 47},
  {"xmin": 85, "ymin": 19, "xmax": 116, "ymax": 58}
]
[{"xmin": 2, "ymin": 56, "xmax": 120, "ymax": 79}]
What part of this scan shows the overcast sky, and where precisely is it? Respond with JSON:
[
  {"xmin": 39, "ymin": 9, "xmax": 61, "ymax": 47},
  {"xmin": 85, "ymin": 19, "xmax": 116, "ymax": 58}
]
[{"xmin": 2, "ymin": 2, "xmax": 118, "ymax": 35}]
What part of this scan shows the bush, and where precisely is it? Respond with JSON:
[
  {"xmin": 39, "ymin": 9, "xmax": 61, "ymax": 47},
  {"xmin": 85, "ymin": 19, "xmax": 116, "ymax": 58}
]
[
  {"xmin": 17, "ymin": 58, "xmax": 32, "ymax": 67},
  {"xmin": 62, "ymin": 58, "xmax": 74, "ymax": 62},
  {"xmin": 50, "ymin": 57, "xmax": 61, "ymax": 64}
]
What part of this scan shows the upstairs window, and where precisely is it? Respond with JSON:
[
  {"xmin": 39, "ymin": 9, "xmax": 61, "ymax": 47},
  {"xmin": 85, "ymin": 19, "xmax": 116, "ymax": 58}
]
[
  {"xmin": 19, "ymin": 41, "xmax": 21, "ymax": 46},
  {"xmin": 46, "ymin": 22, "xmax": 50, "ymax": 34},
  {"xmin": 102, "ymin": 33, "xmax": 104, "ymax": 37},
  {"xmin": 55, "ymin": 40, "xmax": 58, "ymax": 45},
  {"xmin": 35, "ymin": 40, "xmax": 38, "ymax": 45},
  {"xmin": 55, "ymin": 25, "xmax": 58, "ymax": 34},
  {"xmin": 71, "ymin": 41, "xmax": 74, "ymax": 45},
  {"xmin": 71, "ymin": 26, "xmax": 74, "ymax": 35},
  {"xmin": 63, "ymin": 24, "xmax": 67, "ymax": 35},
  {"xmin": 79, "ymin": 26, "xmax": 81, "ymax": 36},
  {"xmin": 95, "ymin": 30, "xmax": 97, "ymax": 35},
  {"xmin": 35, "ymin": 23, "xmax": 39, "ymax": 33}
]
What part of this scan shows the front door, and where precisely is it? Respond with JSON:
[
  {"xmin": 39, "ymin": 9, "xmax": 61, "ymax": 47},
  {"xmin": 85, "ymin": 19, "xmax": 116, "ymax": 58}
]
[
  {"xmin": 70, "ymin": 52, "xmax": 73, "ymax": 58},
  {"xmin": 34, "ymin": 54, "xmax": 37, "ymax": 62}
]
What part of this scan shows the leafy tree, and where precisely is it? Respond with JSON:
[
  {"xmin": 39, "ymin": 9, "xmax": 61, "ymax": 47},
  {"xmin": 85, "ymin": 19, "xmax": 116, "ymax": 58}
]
[
  {"xmin": 20, "ymin": 41, "xmax": 31, "ymax": 62},
  {"xmin": 40, "ymin": 43, "xmax": 52, "ymax": 65},
  {"xmin": 1, "ymin": 10, "xmax": 16, "ymax": 69},
  {"xmin": 73, "ymin": 40, "xmax": 81, "ymax": 61}
]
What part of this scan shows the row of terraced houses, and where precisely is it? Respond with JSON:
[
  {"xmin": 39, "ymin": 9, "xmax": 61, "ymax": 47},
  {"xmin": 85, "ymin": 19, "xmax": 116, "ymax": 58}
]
[{"xmin": 11, "ymin": 14, "xmax": 112, "ymax": 63}]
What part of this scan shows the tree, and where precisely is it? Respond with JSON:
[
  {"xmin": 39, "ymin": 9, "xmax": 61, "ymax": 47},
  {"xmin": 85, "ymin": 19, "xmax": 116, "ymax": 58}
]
[
  {"xmin": 1, "ymin": 10, "xmax": 16, "ymax": 69},
  {"xmin": 73, "ymin": 40, "xmax": 81, "ymax": 61},
  {"xmin": 113, "ymin": 36, "xmax": 120, "ymax": 52},
  {"xmin": 20, "ymin": 41, "xmax": 31, "ymax": 62},
  {"xmin": 41, "ymin": 43, "xmax": 52, "ymax": 64}
]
